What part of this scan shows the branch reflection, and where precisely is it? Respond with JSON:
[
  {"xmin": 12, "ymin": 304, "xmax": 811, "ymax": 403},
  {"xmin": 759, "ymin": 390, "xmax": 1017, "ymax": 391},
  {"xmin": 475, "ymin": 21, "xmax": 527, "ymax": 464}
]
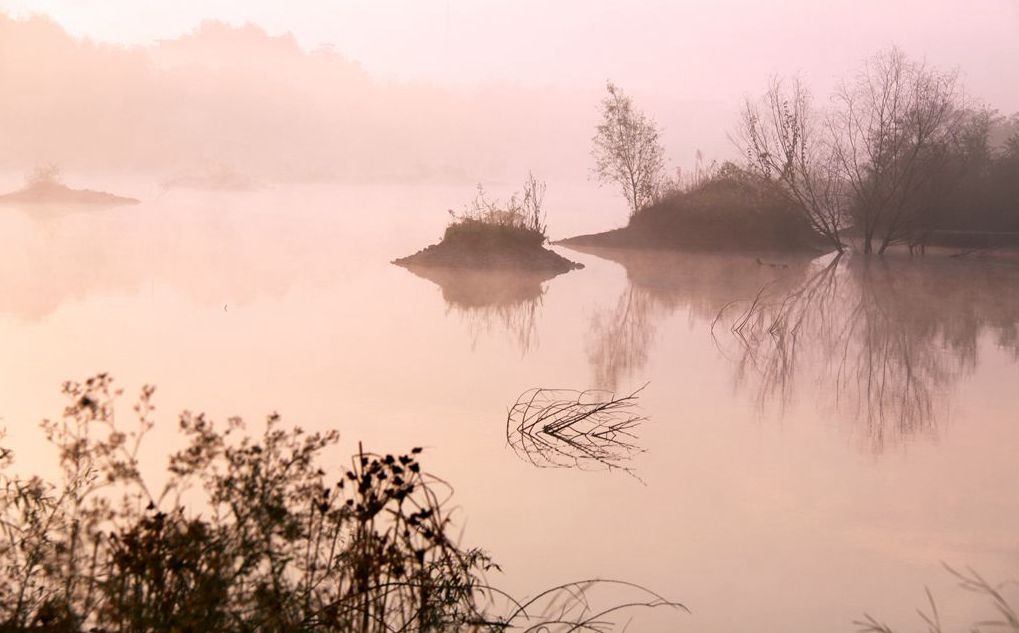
[
  {"xmin": 575, "ymin": 245, "xmax": 1019, "ymax": 452},
  {"xmin": 579, "ymin": 246, "xmax": 810, "ymax": 390}
]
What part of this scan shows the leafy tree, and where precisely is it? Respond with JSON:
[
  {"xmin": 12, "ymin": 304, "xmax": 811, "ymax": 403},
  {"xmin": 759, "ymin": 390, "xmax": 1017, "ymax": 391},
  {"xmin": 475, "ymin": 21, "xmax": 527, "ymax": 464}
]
[{"xmin": 592, "ymin": 82, "xmax": 666, "ymax": 217}]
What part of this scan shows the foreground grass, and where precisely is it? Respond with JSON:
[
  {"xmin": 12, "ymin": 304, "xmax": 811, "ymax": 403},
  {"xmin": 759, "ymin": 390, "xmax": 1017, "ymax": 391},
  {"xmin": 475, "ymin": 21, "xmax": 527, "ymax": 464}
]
[
  {"xmin": 0, "ymin": 375, "xmax": 680, "ymax": 632},
  {"xmin": 857, "ymin": 565, "xmax": 1019, "ymax": 633}
]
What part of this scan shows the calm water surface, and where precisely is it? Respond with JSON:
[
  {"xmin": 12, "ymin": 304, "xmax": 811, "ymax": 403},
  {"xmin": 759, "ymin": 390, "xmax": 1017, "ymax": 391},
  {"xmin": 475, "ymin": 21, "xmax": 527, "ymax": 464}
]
[{"xmin": 1, "ymin": 181, "xmax": 1017, "ymax": 631}]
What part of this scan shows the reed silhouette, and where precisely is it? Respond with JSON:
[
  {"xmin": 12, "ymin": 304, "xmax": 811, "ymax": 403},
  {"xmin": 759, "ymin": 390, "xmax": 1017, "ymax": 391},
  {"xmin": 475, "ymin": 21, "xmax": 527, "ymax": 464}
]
[
  {"xmin": 0, "ymin": 375, "xmax": 683, "ymax": 632},
  {"xmin": 856, "ymin": 565, "xmax": 1018, "ymax": 633}
]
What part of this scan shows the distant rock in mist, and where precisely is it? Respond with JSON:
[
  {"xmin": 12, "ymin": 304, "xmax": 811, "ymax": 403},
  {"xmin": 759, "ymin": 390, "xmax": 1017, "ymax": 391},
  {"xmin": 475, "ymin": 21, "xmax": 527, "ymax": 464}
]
[{"xmin": 0, "ymin": 168, "xmax": 139, "ymax": 206}]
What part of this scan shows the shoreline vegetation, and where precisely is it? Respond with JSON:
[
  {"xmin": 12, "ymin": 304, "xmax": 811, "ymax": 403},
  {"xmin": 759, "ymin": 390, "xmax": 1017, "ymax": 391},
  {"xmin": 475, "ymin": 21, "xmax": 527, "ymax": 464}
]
[
  {"xmin": 0, "ymin": 375, "xmax": 683, "ymax": 632},
  {"xmin": 393, "ymin": 175, "xmax": 583, "ymax": 275},
  {"xmin": 561, "ymin": 163, "xmax": 829, "ymax": 252},
  {"xmin": 0, "ymin": 166, "xmax": 139, "ymax": 206},
  {"xmin": 572, "ymin": 50, "xmax": 1018, "ymax": 257}
]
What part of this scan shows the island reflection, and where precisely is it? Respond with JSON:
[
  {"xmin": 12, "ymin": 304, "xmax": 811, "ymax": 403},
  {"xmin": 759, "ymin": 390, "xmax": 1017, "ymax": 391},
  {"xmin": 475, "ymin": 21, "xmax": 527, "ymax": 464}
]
[
  {"xmin": 400, "ymin": 265, "xmax": 556, "ymax": 355},
  {"xmin": 572, "ymin": 246, "xmax": 1019, "ymax": 451}
]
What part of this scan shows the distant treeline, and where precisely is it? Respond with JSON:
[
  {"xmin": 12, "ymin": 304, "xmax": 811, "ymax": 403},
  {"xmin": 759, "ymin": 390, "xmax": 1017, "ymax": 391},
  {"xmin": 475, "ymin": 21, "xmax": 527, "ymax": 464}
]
[
  {"xmin": 0, "ymin": 13, "xmax": 591, "ymax": 182},
  {"xmin": 923, "ymin": 109, "xmax": 1019, "ymax": 235}
]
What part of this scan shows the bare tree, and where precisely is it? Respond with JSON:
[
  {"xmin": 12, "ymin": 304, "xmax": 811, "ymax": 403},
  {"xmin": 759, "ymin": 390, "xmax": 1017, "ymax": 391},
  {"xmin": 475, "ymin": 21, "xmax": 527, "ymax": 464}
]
[
  {"xmin": 592, "ymin": 82, "xmax": 666, "ymax": 216},
  {"xmin": 520, "ymin": 170, "xmax": 548, "ymax": 236},
  {"xmin": 736, "ymin": 77, "xmax": 849, "ymax": 252},
  {"xmin": 830, "ymin": 47, "xmax": 962, "ymax": 254}
]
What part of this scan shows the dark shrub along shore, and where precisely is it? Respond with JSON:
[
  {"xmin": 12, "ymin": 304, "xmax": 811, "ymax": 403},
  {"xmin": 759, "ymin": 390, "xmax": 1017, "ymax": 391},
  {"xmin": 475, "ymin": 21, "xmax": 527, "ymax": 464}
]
[{"xmin": 561, "ymin": 165, "xmax": 828, "ymax": 253}]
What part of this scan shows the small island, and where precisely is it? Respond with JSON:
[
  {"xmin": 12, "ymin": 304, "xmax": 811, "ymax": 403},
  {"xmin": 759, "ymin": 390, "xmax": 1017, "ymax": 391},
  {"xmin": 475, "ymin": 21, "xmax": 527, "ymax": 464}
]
[
  {"xmin": 560, "ymin": 164, "xmax": 827, "ymax": 253},
  {"xmin": 393, "ymin": 175, "xmax": 583, "ymax": 274},
  {"xmin": 0, "ymin": 166, "xmax": 139, "ymax": 206}
]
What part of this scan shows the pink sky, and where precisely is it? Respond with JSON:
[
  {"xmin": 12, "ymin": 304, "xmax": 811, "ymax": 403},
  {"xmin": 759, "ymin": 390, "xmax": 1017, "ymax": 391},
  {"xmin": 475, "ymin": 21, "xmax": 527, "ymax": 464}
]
[
  {"xmin": 1, "ymin": 0, "xmax": 1017, "ymax": 180},
  {"xmin": 4, "ymin": 0, "xmax": 1018, "ymax": 109}
]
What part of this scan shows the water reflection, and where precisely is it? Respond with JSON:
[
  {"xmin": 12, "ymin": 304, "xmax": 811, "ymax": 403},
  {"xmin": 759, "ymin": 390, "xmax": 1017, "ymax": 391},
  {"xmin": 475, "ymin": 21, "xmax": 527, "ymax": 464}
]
[
  {"xmin": 724, "ymin": 254, "xmax": 1019, "ymax": 450},
  {"xmin": 571, "ymin": 246, "xmax": 1019, "ymax": 451},
  {"xmin": 575, "ymin": 246, "xmax": 812, "ymax": 389},
  {"xmin": 0, "ymin": 197, "xmax": 349, "ymax": 321},
  {"xmin": 399, "ymin": 265, "xmax": 553, "ymax": 354}
]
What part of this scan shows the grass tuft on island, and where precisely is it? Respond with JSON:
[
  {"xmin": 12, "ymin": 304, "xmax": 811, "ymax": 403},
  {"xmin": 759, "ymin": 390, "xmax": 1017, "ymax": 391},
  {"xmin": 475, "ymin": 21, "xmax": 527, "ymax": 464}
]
[
  {"xmin": 561, "ymin": 163, "xmax": 828, "ymax": 253},
  {"xmin": 393, "ymin": 176, "xmax": 583, "ymax": 274},
  {"xmin": 0, "ymin": 166, "xmax": 139, "ymax": 206}
]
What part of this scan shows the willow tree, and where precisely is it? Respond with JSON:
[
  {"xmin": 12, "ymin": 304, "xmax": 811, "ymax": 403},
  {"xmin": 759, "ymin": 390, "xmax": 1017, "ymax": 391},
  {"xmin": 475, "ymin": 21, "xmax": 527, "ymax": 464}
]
[{"xmin": 592, "ymin": 82, "xmax": 666, "ymax": 217}]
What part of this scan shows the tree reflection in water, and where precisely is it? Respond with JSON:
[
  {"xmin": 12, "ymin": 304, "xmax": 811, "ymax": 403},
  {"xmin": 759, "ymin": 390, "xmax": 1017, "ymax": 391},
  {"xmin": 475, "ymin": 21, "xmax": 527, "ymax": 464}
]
[
  {"xmin": 573, "ymin": 245, "xmax": 1019, "ymax": 452},
  {"xmin": 721, "ymin": 253, "xmax": 1019, "ymax": 450},
  {"xmin": 579, "ymin": 246, "xmax": 810, "ymax": 390},
  {"xmin": 399, "ymin": 265, "xmax": 555, "ymax": 355}
]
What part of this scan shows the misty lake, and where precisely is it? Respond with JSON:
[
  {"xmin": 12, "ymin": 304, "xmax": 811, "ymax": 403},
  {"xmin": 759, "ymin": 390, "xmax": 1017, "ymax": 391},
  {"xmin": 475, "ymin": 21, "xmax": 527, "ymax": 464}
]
[{"xmin": 1, "ymin": 181, "xmax": 1016, "ymax": 632}]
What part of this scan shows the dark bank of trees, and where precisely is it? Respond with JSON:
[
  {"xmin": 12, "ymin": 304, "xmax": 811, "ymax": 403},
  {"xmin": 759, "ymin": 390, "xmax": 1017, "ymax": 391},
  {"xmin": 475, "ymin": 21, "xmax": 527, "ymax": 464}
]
[
  {"xmin": 593, "ymin": 48, "xmax": 1019, "ymax": 255},
  {"xmin": 919, "ymin": 110, "xmax": 1019, "ymax": 236},
  {"xmin": 739, "ymin": 47, "xmax": 1019, "ymax": 254}
]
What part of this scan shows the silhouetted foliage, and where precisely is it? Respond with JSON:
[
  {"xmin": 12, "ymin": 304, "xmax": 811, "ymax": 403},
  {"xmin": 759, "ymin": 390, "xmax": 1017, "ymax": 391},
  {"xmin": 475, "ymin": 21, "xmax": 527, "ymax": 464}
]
[
  {"xmin": 447, "ymin": 175, "xmax": 547, "ymax": 245},
  {"xmin": 0, "ymin": 375, "xmax": 682, "ymax": 632}
]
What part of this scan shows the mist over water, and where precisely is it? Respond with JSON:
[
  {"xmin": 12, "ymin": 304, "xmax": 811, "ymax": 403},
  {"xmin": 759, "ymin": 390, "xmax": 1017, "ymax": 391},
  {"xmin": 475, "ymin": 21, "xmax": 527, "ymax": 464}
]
[
  {"xmin": 0, "ymin": 182, "xmax": 1016, "ymax": 631},
  {"xmin": 1, "ymin": 4, "xmax": 1018, "ymax": 631}
]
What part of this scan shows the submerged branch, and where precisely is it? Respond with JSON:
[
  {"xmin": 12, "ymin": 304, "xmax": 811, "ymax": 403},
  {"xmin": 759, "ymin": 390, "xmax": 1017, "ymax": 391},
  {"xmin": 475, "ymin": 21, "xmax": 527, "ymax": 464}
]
[{"xmin": 506, "ymin": 385, "xmax": 649, "ymax": 480}]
